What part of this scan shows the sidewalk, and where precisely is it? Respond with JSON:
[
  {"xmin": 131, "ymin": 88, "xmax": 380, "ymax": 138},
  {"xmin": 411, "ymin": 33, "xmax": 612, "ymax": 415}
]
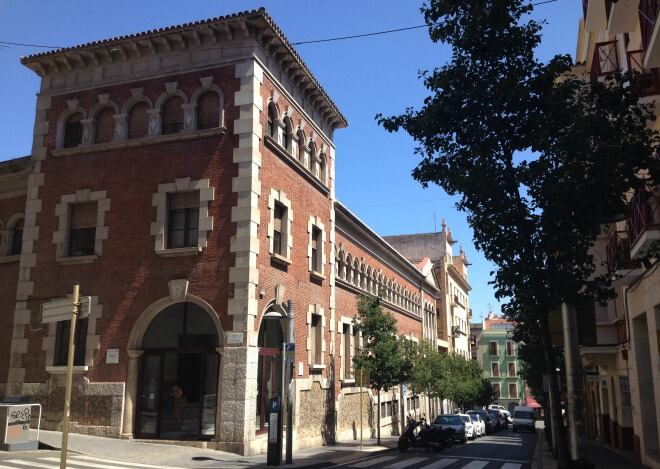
[{"xmin": 36, "ymin": 430, "xmax": 397, "ymax": 468}]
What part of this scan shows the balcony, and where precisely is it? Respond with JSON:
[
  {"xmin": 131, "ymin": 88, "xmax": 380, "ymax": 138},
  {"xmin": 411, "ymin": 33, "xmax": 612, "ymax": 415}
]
[
  {"xmin": 607, "ymin": 0, "xmax": 640, "ymax": 34},
  {"xmin": 452, "ymin": 325, "xmax": 466, "ymax": 337},
  {"xmin": 628, "ymin": 189, "xmax": 660, "ymax": 259},
  {"xmin": 641, "ymin": 0, "xmax": 660, "ymax": 67},
  {"xmin": 627, "ymin": 50, "xmax": 660, "ymax": 96},
  {"xmin": 605, "ymin": 231, "xmax": 644, "ymax": 283},
  {"xmin": 590, "ymin": 41, "xmax": 620, "ymax": 82}
]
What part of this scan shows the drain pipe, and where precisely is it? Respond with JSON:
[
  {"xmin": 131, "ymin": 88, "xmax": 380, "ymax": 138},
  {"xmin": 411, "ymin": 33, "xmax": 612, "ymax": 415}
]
[{"xmin": 286, "ymin": 300, "xmax": 294, "ymax": 464}]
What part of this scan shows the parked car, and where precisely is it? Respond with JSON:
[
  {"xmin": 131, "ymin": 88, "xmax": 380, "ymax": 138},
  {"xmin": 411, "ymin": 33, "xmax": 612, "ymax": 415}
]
[
  {"xmin": 457, "ymin": 413, "xmax": 477, "ymax": 440},
  {"xmin": 468, "ymin": 410, "xmax": 494, "ymax": 435},
  {"xmin": 433, "ymin": 414, "xmax": 467, "ymax": 444},
  {"xmin": 467, "ymin": 412, "xmax": 484, "ymax": 437},
  {"xmin": 488, "ymin": 409, "xmax": 504, "ymax": 431},
  {"xmin": 501, "ymin": 409, "xmax": 512, "ymax": 425},
  {"xmin": 398, "ymin": 416, "xmax": 454, "ymax": 452},
  {"xmin": 512, "ymin": 406, "xmax": 536, "ymax": 433}
]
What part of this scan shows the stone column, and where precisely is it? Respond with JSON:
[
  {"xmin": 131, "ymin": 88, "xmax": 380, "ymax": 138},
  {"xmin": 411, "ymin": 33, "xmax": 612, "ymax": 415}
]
[
  {"xmin": 147, "ymin": 109, "xmax": 161, "ymax": 136},
  {"xmin": 182, "ymin": 103, "xmax": 197, "ymax": 132},
  {"xmin": 113, "ymin": 113, "xmax": 128, "ymax": 141},
  {"xmin": 80, "ymin": 118, "xmax": 95, "ymax": 145},
  {"xmin": 122, "ymin": 349, "xmax": 143, "ymax": 438}
]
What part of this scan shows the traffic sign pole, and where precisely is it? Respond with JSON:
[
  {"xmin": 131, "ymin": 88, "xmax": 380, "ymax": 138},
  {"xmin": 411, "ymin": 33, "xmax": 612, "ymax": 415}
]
[{"xmin": 60, "ymin": 283, "xmax": 79, "ymax": 469}]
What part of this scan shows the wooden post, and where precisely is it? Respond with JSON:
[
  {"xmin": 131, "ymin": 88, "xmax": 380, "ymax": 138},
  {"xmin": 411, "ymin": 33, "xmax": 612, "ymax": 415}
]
[{"xmin": 60, "ymin": 283, "xmax": 79, "ymax": 469}]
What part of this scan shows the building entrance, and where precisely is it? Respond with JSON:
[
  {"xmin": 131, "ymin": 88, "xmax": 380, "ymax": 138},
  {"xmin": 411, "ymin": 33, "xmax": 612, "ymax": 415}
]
[{"xmin": 136, "ymin": 302, "xmax": 219, "ymax": 440}]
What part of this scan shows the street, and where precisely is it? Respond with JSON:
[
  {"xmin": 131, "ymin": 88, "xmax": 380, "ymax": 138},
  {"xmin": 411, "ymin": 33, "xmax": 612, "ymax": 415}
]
[{"xmin": 335, "ymin": 429, "xmax": 537, "ymax": 469}]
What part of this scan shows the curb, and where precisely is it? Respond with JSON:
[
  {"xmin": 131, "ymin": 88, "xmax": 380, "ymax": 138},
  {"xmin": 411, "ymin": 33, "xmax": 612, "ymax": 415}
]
[
  {"xmin": 532, "ymin": 429, "xmax": 545, "ymax": 469},
  {"xmin": 278, "ymin": 445, "xmax": 397, "ymax": 469}
]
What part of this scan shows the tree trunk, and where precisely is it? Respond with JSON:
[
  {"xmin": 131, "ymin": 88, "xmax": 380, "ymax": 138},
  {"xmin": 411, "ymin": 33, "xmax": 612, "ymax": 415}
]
[
  {"xmin": 540, "ymin": 312, "xmax": 570, "ymax": 468},
  {"xmin": 377, "ymin": 389, "xmax": 381, "ymax": 445}
]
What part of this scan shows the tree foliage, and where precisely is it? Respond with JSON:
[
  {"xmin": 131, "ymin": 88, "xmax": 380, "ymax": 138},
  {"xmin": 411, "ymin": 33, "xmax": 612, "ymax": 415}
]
[{"xmin": 378, "ymin": 0, "xmax": 658, "ymax": 464}]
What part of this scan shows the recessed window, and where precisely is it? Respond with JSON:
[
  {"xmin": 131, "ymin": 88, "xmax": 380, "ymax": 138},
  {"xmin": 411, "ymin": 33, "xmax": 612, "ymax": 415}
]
[
  {"xmin": 489, "ymin": 341, "xmax": 498, "ymax": 356},
  {"xmin": 273, "ymin": 201, "xmax": 286, "ymax": 256},
  {"xmin": 493, "ymin": 383, "xmax": 501, "ymax": 399},
  {"xmin": 491, "ymin": 362, "xmax": 500, "ymax": 377},
  {"xmin": 63, "ymin": 113, "xmax": 83, "ymax": 148},
  {"xmin": 283, "ymin": 117, "xmax": 293, "ymax": 152},
  {"xmin": 69, "ymin": 202, "xmax": 97, "ymax": 257},
  {"xmin": 128, "ymin": 102, "xmax": 149, "ymax": 139},
  {"xmin": 508, "ymin": 362, "xmax": 516, "ymax": 377},
  {"xmin": 197, "ymin": 92, "xmax": 220, "ymax": 130},
  {"xmin": 167, "ymin": 192, "xmax": 199, "ymax": 249},
  {"xmin": 162, "ymin": 96, "xmax": 184, "ymax": 134},
  {"xmin": 343, "ymin": 323, "xmax": 351, "ymax": 379},
  {"xmin": 267, "ymin": 102, "xmax": 278, "ymax": 138},
  {"xmin": 311, "ymin": 226, "xmax": 322, "ymax": 273},
  {"xmin": 95, "ymin": 107, "xmax": 115, "ymax": 144},
  {"xmin": 54, "ymin": 317, "xmax": 88, "ymax": 366},
  {"xmin": 508, "ymin": 383, "xmax": 517, "ymax": 399},
  {"xmin": 506, "ymin": 341, "xmax": 515, "ymax": 356},
  {"xmin": 9, "ymin": 218, "xmax": 23, "ymax": 256},
  {"xmin": 310, "ymin": 314, "xmax": 322, "ymax": 365}
]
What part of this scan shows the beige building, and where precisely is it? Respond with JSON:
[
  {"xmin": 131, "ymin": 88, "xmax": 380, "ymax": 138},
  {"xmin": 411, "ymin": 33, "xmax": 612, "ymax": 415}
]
[{"xmin": 577, "ymin": 2, "xmax": 660, "ymax": 467}]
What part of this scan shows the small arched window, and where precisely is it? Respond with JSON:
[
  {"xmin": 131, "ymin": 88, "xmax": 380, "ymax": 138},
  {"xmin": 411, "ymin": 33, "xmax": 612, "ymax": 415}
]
[
  {"xmin": 128, "ymin": 102, "xmax": 149, "ymax": 139},
  {"xmin": 308, "ymin": 142, "xmax": 317, "ymax": 172},
  {"xmin": 95, "ymin": 107, "xmax": 115, "ymax": 144},
  {"xmin": 162, "ymin": 96, "xmax": 184, "ymax": 134},
  {"xmin": 283, "ymin": 117, "xmax": 293, "ymax": 152},
  {"xmin": 197, "ymin": 92, "xmax": 220, "ymax": 130},
  {"xmin": 297, "ymin": 130, "xmax": 306, "ymax": 164},
  {"xmin": 9, "ymin": 218, "xmax": 23, "ymax": 256},
  {"xmin": 319, "ymin": 152, "xmax": 327, "ymax": 183},
  {"xmin": 267, "ymin": 102, "xmax": 278, "ymax": 138},
  {"xmin": 63, "ymin": 113, "xmax": 83, "ymax": 148}
]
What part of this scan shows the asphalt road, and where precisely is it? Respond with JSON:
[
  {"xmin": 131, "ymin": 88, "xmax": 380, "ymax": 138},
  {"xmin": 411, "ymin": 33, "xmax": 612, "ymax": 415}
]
[{"xmin": 333, "ymin": 427, "xmax": 538, "ymax": 469}]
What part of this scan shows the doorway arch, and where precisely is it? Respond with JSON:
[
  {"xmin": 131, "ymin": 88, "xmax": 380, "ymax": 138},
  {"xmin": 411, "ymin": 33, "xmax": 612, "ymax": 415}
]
[{"xmin": 131, "ymin": 299, "xmax": 222, "ymax": 440}]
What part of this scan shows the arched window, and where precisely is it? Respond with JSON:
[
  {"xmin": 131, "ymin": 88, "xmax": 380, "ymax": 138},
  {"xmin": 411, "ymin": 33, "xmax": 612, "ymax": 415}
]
[
  {"xmin": 256, "ymin": 306, "xmax": 284, "ymax": 433},
  {"xmin": 9, "ymin": 218, "xmax": 23, "ymax": 256},
  {"xmin": 128, "ymin": 102, "xmax": 149, "ymax": 139},
  {"xmin": 267, "ymin": 102, "xmax": 278, "ymax": 138},
  {"xmin": 283, "ymin": 117, "xmax": 293, "ymax": 152},
  {"xmin": 308, "ymin": 142, "xmax": 316, "ymax": 171},
  {"xmin": 142, "ymin": 302, "xmax": 219, "ymax": 349},
  {"xmin": 197, "ymin": 92, "xmax": 220, "ymax": 130},
  {"xmin": 319, "ymin": 152, "xmax": 327, "ymax": 183},
  {"xmin": 297, "ymin": 129, "xmax": 306, "ymax": 164},
  {"xmin": 162, "ymin": 96, "xmax": 184, "ymax": 134},
  {"xmin": 63, "ymin": 113, "xmax": 83, "ymax": 148},
  {"xmin": 95, "ymin": 107, "xmax": 115, "ymax": 144}
]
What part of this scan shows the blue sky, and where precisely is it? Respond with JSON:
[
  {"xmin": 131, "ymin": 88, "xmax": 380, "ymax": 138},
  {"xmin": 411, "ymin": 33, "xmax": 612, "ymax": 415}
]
[{"xmin": 0, "ymin": 0, "xmax": 581, "ymax": 322}]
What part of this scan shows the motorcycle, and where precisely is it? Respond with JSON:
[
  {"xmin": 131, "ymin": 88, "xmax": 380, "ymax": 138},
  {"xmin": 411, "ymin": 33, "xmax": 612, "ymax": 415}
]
[{"xmin": 397, "ymin": 417, "xmax": 453, "ymax": 453}]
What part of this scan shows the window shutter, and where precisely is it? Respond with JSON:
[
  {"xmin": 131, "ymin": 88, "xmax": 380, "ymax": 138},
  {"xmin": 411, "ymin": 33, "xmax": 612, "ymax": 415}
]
[
  {"xmin": 128, "ymin": 102, "xmax": 149, "ymax": 139},
  {"xmin": 197, "ymin": 92, "xmax": 220, "ymax": 130},
  {"xmin": 71, "ymin": 203, "xmax": 97, "ymax": 229},
  {"xmin": 162, "ymin": 96, "xmax": 184, "ymax": 134},
  {"xmin": 95, "ymin": 107, "xmax": 115, "ymax": 144},
  {"xmin": 169, "ymin": 191, "xmax": 199, "ymax": 210}
]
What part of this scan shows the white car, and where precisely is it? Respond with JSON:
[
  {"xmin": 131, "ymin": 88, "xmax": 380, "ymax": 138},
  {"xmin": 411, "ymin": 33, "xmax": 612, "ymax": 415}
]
[
  {"xmin": 457, "ymin": 413, "xmax": 476, "ymax": 440},
  {"xmin": 467, "ymin": 412, "xmax": 485, "ymax": 437}
]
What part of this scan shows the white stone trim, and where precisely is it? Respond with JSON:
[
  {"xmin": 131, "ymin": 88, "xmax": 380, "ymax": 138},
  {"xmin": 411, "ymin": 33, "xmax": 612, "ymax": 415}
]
[
  {"xmin": 150, "ymin": 177, "xmax": 214, "ymax": 253},
  {"xmin": 190, "ymin": 76, "xmax": 226, "ymax": 129},
  {"xmin": 306, "ymin": 304, "xmax": 326, "ymax": 368},
  {"xmin": 307, "ymin": 215, "xmax": 326, "ymax": 278},
  {"xmin": 41, "ymin": 295, "xmax": 103, "ymax": 368},
  {"xmin": 52, "ymin": 189, "xmax": 110, "ymax": 259},
  {"xmin": 267, "ymin": 188, "xmax": 293, "ymax": 262},
  {"xmin": 338, "ymin": 316, "xmax": 354, "ymax": 381}
]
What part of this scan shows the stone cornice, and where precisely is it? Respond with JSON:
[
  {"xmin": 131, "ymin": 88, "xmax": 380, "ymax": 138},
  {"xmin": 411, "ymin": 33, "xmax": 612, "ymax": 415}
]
[{"xmin": 21, "ymin": 8, "xmax": 347, "ymax": 130}]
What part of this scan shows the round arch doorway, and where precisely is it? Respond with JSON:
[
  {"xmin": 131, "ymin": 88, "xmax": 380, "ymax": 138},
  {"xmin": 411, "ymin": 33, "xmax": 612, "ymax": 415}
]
[{"xmin": 136, "ymin": 302, "xmax": 219, "ymax": 440}]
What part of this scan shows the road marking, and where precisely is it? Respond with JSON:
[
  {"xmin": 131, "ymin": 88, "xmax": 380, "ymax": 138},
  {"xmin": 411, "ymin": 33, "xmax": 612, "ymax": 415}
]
[
  {"xmin": 75, "ymin": 455, "xmax": 184, "ymax": 469},
  {"xmin": 384, "ymin": 456, "xmax": 427, "ymax": 468},
  {"xmin": 460, "ymin": 461, "xmax": 489, "ymax": 469},
  {"xmin": 353, "ymin": 455, "xmax": 399, "ymax": 467},
  {"xmin": 2, "ymin": 460, "xmax": 56, "ymax": 469},
  {"xmin": 500, "ymin": 464, "xmax": 522, "ymax": 469},
  {"xmin": 418, "ymin": 458, "xmax": 458, "ymax": 469},
  {"xmin": 41, "ymin": 456, "xmax": 182, "ymax": 469}
]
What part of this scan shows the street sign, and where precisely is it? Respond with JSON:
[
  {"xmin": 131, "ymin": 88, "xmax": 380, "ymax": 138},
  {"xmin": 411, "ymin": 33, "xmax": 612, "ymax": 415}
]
[
  {"xmin": 41, "ymin": 296, "xmax": 91, "ymax": 323},
  {"xmin": 284, "ymin": 343, "xmax": 295, "ymax": 362}
]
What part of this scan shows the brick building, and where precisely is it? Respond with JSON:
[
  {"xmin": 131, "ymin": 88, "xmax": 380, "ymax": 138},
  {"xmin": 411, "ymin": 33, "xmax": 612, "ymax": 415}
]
[{"xmin": 0, "ymin": 8, "xmax": 443, "ymax": 455}]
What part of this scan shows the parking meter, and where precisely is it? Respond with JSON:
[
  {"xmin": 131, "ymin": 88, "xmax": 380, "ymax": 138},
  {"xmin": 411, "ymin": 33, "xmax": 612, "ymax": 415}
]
[{"xmin": 266, "ymin": 394, "xmax": 282, "ymax": 466}]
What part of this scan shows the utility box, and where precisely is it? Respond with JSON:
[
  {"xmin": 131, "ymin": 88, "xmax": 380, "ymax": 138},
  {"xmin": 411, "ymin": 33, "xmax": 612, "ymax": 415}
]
[{"xmin": 0, "ymin": 404, "xmax": 41, "ymax": 451}]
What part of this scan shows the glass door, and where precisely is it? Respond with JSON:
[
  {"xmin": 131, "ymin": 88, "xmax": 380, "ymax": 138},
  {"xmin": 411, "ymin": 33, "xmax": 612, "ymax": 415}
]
[
  {"xmin": 256, "ymin": 348, "xmax": 281, "ymax": 434},
  {"xmin": 137, "ymin": 353, "xmax": 161, "ymax": 438}
]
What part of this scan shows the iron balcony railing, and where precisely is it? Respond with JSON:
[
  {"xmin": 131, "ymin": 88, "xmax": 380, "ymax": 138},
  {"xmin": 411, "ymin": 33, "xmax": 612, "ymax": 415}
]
[
  {"xmin": 605, "ymin": 231, "xmax": 640, "ymax": 273},
  {"xmin": 640, "ymin": 0, "xmax": 660, "ymax": 52},
  {"xmin": 627, "ymin": 49, "xmax": 660, "ymax": 95},
  {"xmin": 591, "ymin": 41, "xmax": 620, "ymax": 81},
  {"xmin": 628, "ymin": 190, "xmax": 655, "ymax": 247}
]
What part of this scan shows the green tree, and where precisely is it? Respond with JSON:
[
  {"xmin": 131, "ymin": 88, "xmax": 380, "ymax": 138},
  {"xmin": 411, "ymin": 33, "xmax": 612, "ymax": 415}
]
[
  {"xmin": 475, "ymin": 379, "xmax": 497, "ymax": 408},
  {"xmin": 352, "ymin": 294, "xmax": 402, "ymax": 444},
  {"xmin": 377, "ymin": 1, "xmax": 658, "ymax": 465},
  {"xmin": 409, "ymin": 340, "xmax": 447, "ymax": 418}
]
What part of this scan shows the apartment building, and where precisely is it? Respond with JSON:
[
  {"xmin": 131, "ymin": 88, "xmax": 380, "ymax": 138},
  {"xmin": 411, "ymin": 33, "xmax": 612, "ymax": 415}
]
[
  {"xmin": 0, "ymin": 9, "xmax": 441, "ymax": 455},
  {"xmin": 577, "ymin": 2, "xmax": 660, "ymax": 466}
]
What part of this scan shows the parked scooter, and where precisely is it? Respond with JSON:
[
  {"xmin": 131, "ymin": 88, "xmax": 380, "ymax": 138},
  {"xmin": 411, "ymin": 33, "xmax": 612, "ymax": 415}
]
[{"xmin": 398, "ymin": 416, "xmax": 452, "ymax": 453}]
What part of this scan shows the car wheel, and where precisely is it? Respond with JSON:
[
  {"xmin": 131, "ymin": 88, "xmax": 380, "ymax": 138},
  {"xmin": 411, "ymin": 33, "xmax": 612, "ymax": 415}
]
[{"xmin": 398, "ymin": 439, "xmax": 409, "ymax": 453}]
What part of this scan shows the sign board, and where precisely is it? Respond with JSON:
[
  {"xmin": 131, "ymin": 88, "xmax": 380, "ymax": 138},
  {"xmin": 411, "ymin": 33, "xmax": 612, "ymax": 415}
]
[
  {"xmin": 284, "ymin": 343, "xmax": 295, "ymax": 362},
  {"xmin": 298, "ymin": 361, "xmax": 304, "ymax": 376},
  {"xmin": 5, "ymin": 406, "xmax": 31, "ymax": 444},
  {"xmin": 225, "ymin": 332, "xmax": 243, "ymax": 345},
  {"xmin": 41, "ymin": 296, "xmax": 91, "ymax": 323},
  {"xmin": 106, "ymin": 349, "xmax": 119, "ymax": 364}
]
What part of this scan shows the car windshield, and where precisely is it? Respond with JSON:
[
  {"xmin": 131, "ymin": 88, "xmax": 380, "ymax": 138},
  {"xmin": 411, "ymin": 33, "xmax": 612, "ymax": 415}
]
[
  {"xmin": 470, "ymin": 415, "xmax": 479, "ymax": 422},
  {"xmin": 435, "ymin": 415, "xmax": 463, "ymax": 425},
  {"xmin": 460, "ymin": 415, "xmax": 471, "ymax": 423},
  {"xmin": 514, "ymin": 410, "xmax": 535, "ymax": 420},
  {"xmin": 469, "ymin": 411, "xmax": 488, "ymax": 418}
]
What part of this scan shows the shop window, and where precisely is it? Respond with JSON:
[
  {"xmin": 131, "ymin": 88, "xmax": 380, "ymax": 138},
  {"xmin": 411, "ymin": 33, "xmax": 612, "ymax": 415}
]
[
  {"xmin": 167, "ymin": 192, "xmax": 199, "ymax": 249},
  {"xmin": 69, "ymin": 202, "xmax": 97, "ymax": 257},
  {"xmin": 162, "ymin": 96, "xmax": 184, "ymax": 134},
  {"xmin": 197, "ymin": 92, "xmax": 221, "ymax": 130},
  {"xmin": 63, "ymin": 113, "xmax": 83, "ymax": 148},
  {"xmin": 53, "ymin": 317, "xmax": 88, "ymax": 366},
  {"xmin": 9, "ymin": 218, "xmax": 23, "ymax": 256},
  {"xmin": 128, "ymin": 102, "xmax": 149, "ymax": 139},
  {"xmin": 95, "ymin": 107, "xmax": 115, "ymax": 144}
]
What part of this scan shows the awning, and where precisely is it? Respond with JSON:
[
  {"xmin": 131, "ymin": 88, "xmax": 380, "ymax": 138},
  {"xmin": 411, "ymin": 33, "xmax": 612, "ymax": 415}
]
[{"xmin": 526, "ymin": 396, "xmax": 542, "ymax": 409}]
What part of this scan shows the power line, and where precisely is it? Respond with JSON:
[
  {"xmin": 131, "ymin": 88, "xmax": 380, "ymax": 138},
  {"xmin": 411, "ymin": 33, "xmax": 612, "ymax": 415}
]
[{"xmin": 0, "ymin": 0, "xmax": 560, "ymax": 52}]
